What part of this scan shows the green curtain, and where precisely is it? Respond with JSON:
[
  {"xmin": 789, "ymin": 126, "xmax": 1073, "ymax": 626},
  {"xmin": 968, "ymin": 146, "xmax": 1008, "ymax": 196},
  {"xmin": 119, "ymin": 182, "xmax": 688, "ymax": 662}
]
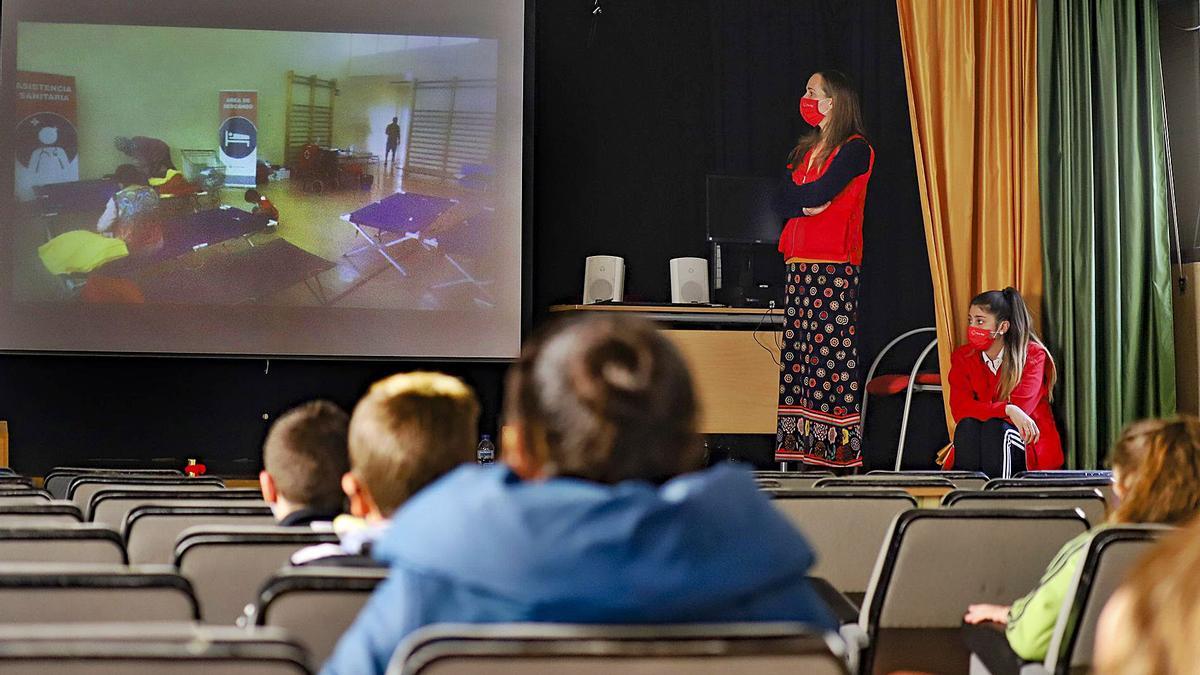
[{"xmin": 1038, "ymin": 0, "xmax": 1177, "ymax": 468}]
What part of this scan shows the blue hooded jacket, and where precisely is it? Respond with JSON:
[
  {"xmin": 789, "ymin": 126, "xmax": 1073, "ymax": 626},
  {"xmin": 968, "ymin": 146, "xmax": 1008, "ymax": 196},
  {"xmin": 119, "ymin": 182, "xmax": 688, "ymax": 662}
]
[{"xmin": 321, "ymin": 463, "xmax": 835, "ymax": 675}]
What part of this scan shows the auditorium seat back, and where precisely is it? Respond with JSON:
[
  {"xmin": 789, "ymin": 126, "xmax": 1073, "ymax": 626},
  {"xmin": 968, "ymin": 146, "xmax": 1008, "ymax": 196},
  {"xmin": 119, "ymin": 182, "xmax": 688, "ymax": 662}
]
[
  {"xmin": 0, "ymin": 623, "xmax": 308, "ymax": 674},
  {"xmin": 984, "ymin": 478, "xmax": 1115, "ymax": 504},
  {"xmin": 174, "ymin": 525, "xmax": 338, "ymax": 622},
  {"xmin": 867, "ymin": 471, "xmax": 989, "ymax": 490},
  {"xmin": 1043, "ymin": 526, "xmax": 1168, "ymax": 674},
  {"xmin": 0, "ymin": 489, "xmax": 52, "ymax": 505},
  {"xmin": 859, "ymin": 508, "xmax": 1089, "ymax": 675},
  {"xmin": 0, "ymin": 502, "xmax": 82, "ymax": 526},
  {"xmin": 90, "ymin": 488, "xmax": 265, "ymax": 527},
  {"xmin": 942, "ymin": 488, "xmax": 1107, "ymax": 527},
  {"xmin": 44, "ymin": 468, "xmax": 184, "ymax": 500},
  {"xmin": 0, "ymin": 564, "xmax": 197, "ymax": 623},
  {"xmin": 815, "ymin": 476, "xmax": 955, "ymax": 490},
  {"xmin": 768, "ymin": 489, "xmax": 916, "ymax": 597},
  {"xmin": 69, "ymin": 477, "xmax": 226, "ymax": 513},
  {"xmin": 0, "ymin": 524, "xmax": 125, "ymax": 564},
  {"xmin": 754, "ymin": 471, "xmax": 834, "ymax": 490},
  {"xmin": 252, "ymin": 567, "xmax": 388, "ymax": 666},
  {"xmin": 125, "ymin": 505, "xmax": 277, "ymax": 564},
  {"xmin": 389, "ymin": 623, "xmax": 847, "ymax": 675},
  {"xmin": 1013, "ymin": 470, "xmax": 1113, "ymax": 481},
  {"xmin": 0, "ymin": 477, "xmax": 34, "ymax": 490}
]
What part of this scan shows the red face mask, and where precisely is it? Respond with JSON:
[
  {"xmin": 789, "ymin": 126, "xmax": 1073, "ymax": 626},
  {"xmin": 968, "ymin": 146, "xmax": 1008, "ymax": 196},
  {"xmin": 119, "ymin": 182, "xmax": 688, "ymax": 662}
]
[
  {"xmin": 966, "ymin": 326, "xmax": 996, "ymax": 351},
  {"xmin": 799, "ymin": 96, "xmax": 826, "ymax": 127}
]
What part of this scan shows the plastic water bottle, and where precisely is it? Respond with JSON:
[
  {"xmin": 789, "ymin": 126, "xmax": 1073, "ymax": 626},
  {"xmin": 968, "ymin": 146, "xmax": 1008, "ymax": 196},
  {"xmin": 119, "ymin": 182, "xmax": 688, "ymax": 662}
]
[{"xmin": 477, "ymin": 434, "xmax": 496, "ymax": 464}]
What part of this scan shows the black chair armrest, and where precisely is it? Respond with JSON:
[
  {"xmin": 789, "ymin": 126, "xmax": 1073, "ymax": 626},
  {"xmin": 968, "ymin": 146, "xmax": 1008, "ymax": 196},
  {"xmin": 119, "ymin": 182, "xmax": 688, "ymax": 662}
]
[
  {"xmin": 962, "ymin": 621, "xmax": 1033, "ymax": 675},
  {"xmin": 806, "ymin": 576, "xmax": 860, "ymax": 625}
]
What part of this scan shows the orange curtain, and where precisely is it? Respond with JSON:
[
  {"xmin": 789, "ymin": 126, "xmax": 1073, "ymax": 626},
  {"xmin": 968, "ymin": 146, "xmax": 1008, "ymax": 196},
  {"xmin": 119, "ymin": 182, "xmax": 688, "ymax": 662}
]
[{"xmin": 895, "ymin": 0, "xmax": 1045, "ymax": 436}]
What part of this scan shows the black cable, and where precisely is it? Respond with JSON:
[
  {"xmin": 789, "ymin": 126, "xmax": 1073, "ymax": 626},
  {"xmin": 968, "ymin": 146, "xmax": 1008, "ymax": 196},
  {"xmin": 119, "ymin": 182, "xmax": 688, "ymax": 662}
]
[
  {"xmin": 1158, "ymin": 33, "xmax": 1189, "ymax": 294},
  {"xmin": 587, "ymin": 0, "xmax": 602, "ymax": 48},
  {"xmin": 753, "ymin": 302, "xmax": 781, "ymax": 367}
]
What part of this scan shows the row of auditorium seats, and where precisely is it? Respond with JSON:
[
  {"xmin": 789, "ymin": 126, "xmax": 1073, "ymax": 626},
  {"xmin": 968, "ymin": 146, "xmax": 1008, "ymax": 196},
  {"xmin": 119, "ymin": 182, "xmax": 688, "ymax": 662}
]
[
  {"xmin": 750, "ymin": 468, "xmax": 1134, "ymax": 674},
  {"xmin": 0, "ymin": 465, "xmax": 1127, "ymax": 674},
  {"xmin": 753, "ymin": 470, "xmax": 1115, "ymax": 498},
  {"xmin": 0, "ymin": 467, "xmax": 352, "ymax": 669},
  {"xmin": 0, "ymin": 621, "xmax": 847, "ymax": 674}
]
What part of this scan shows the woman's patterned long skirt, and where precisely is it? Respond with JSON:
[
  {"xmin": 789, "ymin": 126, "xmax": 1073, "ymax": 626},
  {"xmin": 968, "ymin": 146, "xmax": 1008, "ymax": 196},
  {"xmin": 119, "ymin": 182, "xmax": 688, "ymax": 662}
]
[{"xmin": 775, "ymin": 262, "xmax": 863, "ymax": 468}]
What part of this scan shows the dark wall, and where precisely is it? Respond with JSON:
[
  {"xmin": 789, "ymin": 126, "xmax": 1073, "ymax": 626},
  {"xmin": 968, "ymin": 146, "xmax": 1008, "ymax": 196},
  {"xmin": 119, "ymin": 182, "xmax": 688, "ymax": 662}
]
[
  {"xmin": 0, "ymin": 354, "xmax": 506, "ymax": 476},
  {"xmin": 1160, "ymin": 0, "xmax": 1200, "ymax": 261},
  {"xmin": 0, "ymin": 0, "xmax": 939, "ymax": 475}
]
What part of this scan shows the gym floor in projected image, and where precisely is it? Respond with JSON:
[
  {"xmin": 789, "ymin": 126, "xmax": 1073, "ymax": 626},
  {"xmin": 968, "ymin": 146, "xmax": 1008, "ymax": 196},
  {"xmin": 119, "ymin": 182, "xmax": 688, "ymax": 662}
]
[{"xmin": 12, "ymin": 22, "xmax": 500, "ymax": 311}]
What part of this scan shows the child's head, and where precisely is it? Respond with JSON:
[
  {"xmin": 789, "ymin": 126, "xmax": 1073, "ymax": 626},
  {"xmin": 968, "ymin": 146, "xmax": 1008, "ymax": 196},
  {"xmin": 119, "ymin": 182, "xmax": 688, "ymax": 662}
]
[
  {"xmin": 967, "ymin": 287, "xmax": 1056, "ymax": 399},
  {"xmin": 111, "ymin": 164, "xmax": 147, "ymax": 187},
  {"xmin": 1109, "ymin": 415, "xmax": 1200, "ymax": 525},
  {"xmin": 260, "ymin": 400, "xmax": 350, "ymax": 519},
  {"xmin": 244, "ymin": 189, "xmax": 261, "ymax": 204},
  {"xmin": 343, "ymin": 372, "xmax": 479, "ymax": 521},
  {"xmin": 502, "ymin": 315, "xmax": 703, "ymax": 485}
]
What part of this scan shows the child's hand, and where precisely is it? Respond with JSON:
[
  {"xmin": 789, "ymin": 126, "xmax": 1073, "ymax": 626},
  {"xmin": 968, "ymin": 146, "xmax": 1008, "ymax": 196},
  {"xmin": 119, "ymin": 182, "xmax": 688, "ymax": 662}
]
[{"xmin": 964, "ymin": 603, "xmax": 1010, "ymax": 625}]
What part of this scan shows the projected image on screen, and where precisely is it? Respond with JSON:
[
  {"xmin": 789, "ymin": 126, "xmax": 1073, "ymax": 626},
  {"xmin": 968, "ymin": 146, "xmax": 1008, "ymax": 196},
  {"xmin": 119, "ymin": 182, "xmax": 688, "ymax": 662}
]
[{"xmin": 13, "ymin": 23, "xmax": 500, "ymax": 312}]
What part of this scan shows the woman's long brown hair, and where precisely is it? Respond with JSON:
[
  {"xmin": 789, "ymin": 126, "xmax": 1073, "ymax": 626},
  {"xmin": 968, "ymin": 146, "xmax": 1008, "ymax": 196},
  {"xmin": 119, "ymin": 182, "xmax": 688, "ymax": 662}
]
[
  {"xmin": 1110, "ymin": 416, "xmax": 1200, "ymax": 525},
  {"xmin": 788, "ymin": 70, "xmax": 867, "ymax": 170}
]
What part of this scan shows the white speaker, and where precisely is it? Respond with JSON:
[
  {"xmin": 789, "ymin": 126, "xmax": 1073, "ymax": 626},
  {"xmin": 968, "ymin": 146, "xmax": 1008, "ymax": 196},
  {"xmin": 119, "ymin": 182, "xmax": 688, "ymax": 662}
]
[
  {"xmin": 670, "ymin": 257, "xmax": 710, "ymax": 304},
  {"xmin": 583, "ymin": 255, "xmax": 625, "ymax": 304}
]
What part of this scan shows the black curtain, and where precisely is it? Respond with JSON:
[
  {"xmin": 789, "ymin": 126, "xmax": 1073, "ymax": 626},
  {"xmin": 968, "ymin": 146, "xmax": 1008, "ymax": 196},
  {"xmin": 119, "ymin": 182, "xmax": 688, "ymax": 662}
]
[
  {"xmin": 535, "ymin": 0, "xmax": 941, "ymax": 467},
  {"xmin": 532, "ymin": 0, "xmax": 715, "ymax": 309}
]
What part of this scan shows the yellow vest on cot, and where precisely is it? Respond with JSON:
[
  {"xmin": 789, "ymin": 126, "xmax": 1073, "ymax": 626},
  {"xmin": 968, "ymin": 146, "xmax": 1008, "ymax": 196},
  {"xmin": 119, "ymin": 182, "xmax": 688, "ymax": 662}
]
[{"xmin": 38, "ymin": 230, "xmax": 129, "ymax": 275}]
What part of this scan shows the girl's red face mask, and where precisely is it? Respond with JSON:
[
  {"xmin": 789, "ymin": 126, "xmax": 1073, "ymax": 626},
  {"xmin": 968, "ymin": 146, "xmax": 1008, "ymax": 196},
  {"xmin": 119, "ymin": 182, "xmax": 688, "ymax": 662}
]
[
  {"xmin": 799, "ymin": 96, "xmax": 826, "ymax": 127},
  {"xmin": 966, "ymin": 326, "xmax": 996, "ymax": 351}
]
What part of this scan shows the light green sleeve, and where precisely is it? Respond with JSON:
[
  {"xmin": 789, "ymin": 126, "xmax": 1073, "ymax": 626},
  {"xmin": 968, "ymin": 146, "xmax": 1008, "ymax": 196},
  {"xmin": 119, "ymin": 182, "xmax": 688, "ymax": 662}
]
[{"xmin": 1004, "ymin": 530, "xmax": 1092, "ymax": 662}]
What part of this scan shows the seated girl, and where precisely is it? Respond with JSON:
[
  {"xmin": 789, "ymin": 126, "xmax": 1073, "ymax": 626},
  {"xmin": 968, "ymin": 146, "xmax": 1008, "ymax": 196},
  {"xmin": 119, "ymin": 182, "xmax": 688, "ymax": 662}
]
[
  {"xmin": 964, "ymin": 415, "xmax": 1200, "ymax": 662},
  {"xmin": 95, "ymin": 164, "xmax": 162, "ymax": 256},
  {"xmin": 945, "ymin": 287, "xmax": 1062, "ymax": 476}
]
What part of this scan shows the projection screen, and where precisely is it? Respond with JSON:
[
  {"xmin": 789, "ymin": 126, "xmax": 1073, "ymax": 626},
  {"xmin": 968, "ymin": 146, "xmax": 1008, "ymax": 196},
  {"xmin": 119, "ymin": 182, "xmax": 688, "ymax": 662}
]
[{"xmin": 0, "ymin": 0, "xmax": 526, "ymax": 358}]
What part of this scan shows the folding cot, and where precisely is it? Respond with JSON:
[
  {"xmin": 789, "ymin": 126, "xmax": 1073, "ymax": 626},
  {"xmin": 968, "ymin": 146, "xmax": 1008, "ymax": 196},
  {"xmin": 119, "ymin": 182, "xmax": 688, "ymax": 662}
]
[{"xmin": 343, "ymin": 191, "xmax": 458, "ymax": 275}]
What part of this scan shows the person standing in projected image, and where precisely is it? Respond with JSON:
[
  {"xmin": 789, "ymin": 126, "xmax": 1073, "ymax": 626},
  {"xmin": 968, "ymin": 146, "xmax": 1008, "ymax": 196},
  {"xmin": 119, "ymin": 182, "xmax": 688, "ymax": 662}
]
[
  {"xmin": 384, "ymin": 117, "xmax": 401, "ymax": 166},
  {"xmin": 114, "ymin": 136, "xmax": 175, "ymax": 179},
  {"xmin": 772, "ymin": 70, "xmax": 875, "ymax": 471}
]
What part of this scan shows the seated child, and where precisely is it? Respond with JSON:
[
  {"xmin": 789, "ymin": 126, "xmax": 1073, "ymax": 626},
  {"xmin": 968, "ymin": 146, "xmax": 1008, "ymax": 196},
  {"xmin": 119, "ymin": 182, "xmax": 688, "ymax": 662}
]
[
  {"xmin": 259, "ymin": 400, "xmax": 351, "ymax": 527},
  {"xmin": 245, "ymin": 188, "xmax": 280, "ymax": 221},
  {"xmin": 964, "ymin": 415, "xmax": 1200, "ymax": 661},
  {"xmin": 290, "ymin": 371, "xmax": 480, "ymax": 567},
  {"xmin": 96, "ymin": 164, "xmax": 162, "ymax": 256}
]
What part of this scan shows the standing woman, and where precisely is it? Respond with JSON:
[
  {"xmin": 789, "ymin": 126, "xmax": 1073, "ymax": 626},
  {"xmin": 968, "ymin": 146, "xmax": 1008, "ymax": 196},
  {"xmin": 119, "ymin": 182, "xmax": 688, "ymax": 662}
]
[{"xmin": 774, "ymin": 70, "xmax": 875, "ymax": 470}]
